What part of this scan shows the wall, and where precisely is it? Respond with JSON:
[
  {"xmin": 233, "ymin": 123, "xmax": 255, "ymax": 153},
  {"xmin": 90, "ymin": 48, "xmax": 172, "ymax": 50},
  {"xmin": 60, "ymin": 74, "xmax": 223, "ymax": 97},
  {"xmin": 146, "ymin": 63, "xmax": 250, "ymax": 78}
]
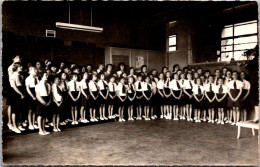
[{"xmin": 105, "ymin": 47, "xmax": 164, "ymax": 72}]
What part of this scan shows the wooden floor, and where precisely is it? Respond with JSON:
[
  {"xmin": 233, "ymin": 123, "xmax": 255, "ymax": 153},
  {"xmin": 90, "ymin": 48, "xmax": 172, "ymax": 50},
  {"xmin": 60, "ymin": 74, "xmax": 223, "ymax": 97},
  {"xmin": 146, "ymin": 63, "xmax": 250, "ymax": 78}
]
[{"xmin": 2, "ymin": 119, "xmax": 258, "ymax": 166}]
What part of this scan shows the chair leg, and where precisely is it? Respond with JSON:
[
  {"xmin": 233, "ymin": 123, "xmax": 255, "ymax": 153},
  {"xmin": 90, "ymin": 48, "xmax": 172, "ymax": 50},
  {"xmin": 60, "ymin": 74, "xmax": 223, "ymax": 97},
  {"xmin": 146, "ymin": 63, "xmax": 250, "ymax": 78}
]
[
  {"xmin": 252, "ymin": 128, "xmax": 255, "ymax": 136},
  {"xmin": 237, "ymin": 126, "xmax": 241, "ymax": 139}
]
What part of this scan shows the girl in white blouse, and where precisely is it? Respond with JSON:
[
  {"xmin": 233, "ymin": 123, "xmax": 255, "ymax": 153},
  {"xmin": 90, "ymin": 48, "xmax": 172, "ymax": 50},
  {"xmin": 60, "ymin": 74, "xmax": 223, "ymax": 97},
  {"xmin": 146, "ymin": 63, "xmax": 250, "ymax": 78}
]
[
  {"xmin": 79, "ymin": 72, "xmax": 89, "ymax": 123},
  {"xmin": 142, "ymin": 76, "xmax": 153, "ymax": 120},
  {"xmin": 192, "ymin": 78, "xmax": 205, "ymax": 123},
  {"xmin": 240, "ymin": 71, "xmax": 251, "ymax": 121},
  {"xmin": 170, "ymin": 73, "xmax": 182, "ymax": 121},
  {"xmin": 135, "ymin": 74, "xmax": 143, "ymax": 120},
  {"xmin": 179, "ymin": 73, "xmax": 186, "ymax": 120},
  {"xmin": 127, "ymin": 76, "xmax": 136, "ymax": 121},
  {"xmin": 97, "ymin": 73, "xmax": 109, "ymax": 120},
  {"xmin": 25, "ymin": 67, "xmax": 39, "ymax": 130},
  {"xmin": 116, "ymin": 77, "xmax": 127, "ymax": 122},
  {"xmin": 204, "ymin": 75, "xmax": 216, "ymax": 123},
  {"xmin": 88, "ymin": 74, "xmax": 99, "ymax": 122},
  {"xmin": 157, "ymin": 73, "xmax": 165, "ymax": 119},
  {"xmin": 68, "ymin": 73, "xmax": 81, "ymax": 125},
  {"xmin": 108, "ymin": 76, "xmax": 117, "ymax": 119},
  {"xmin": 163, "ymin": 71, "xmax": 172, "ymax": 119},
  {"xmin": 52, "ymin": 76, "xmax": 63, "ymax": 132},
  {"xmin": 183, "ymin": 73, "xmax": 194, "ymax": 121}
]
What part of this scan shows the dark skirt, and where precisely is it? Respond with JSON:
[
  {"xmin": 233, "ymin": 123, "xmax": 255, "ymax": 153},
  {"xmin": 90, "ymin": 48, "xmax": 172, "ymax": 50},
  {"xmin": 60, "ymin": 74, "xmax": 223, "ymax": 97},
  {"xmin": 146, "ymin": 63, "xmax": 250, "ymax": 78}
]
[
  {"xmin": 108, "ymin": 92, "xmax": 116, "ymax": 105},
  {"xmin": 10, "ymin": 86, "xmax": 25, "ymax": 116},
  {"xmin": 81, "ymin": 88, "xmax": 89, "ymax": 107},
  {"xmin": 172, "ymin": 90, "xmax": 181, "ymax": 106},
  {"xmin": 157, "ymin": 89, "xmax": 165, "ymax": 105},
  {"xmin": 126, "ymin": 93, "xmax": 135, "ymax": 106},
  {"xmin": 37, "ymin": 96, "xmax": 51, "ymax": 117},
  {"xmin": 193, "ymin": 94, "xmax": 203, "ymax": 109},
  {"xmin": 216, "ymin": 93, "xmax": 227, "ymax": 109},
  {"xmin": 89, "ymin": 91, "xmax": 98, "ymax": 108},
  {"xmin": 184, "ymin": 89, "xmax": 193, "ymax": 104},
  {"xmin": 69, "ymin": 91, "xmax": 80, "ymax": 107},
  {"xmin": 98, "ymin": 89, "xmax": 108, "ymax": 104},
  {"xmin": 228, "ymin": 89, "xmax": 241, "ymax": 107},
  {"xmin": 6, "ymin": 85, "xmax": 12, "ymax": 106},
  {"xmin": 27, "ymin": 88, "xmax": 37, "ymax": 110},
  {"xmin": 143, "ymin": 91, "xmax": 152, "ymax": 106},
  {"xmin": 51, "ymin": 101, "xmax": 62, "ymax": 115},
  {"xmin": 205, "ymin": 91, "xmax": 215, "ymax": 109},
  {"xmin": 164, "ymin": 88, "xmax": 172, "ymax": 105},
  {"xmin": 136, "ymin": 91, "xmax": 143, "ymax": 105},
  {"xmin": 240, "ymin": 89, "xmax": 250, "ymax": 109},
  {"xmin": 117, "ymin": 96, "xmax": 126, "ymax": 107}
]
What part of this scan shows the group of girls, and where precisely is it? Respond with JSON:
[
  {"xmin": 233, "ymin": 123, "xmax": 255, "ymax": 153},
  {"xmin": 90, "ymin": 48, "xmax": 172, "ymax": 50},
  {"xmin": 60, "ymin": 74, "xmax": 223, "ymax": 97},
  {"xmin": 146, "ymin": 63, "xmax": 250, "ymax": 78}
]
[{"xmin": 6, "ymin": 56, "xmax": 252, "ymax": 136}]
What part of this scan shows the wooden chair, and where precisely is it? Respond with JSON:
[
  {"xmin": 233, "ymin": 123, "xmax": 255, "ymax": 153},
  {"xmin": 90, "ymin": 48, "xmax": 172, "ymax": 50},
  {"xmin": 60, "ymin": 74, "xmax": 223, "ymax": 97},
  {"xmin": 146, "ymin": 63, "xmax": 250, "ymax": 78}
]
[{"xmin": 237, "ymin": 107, "xmax": 259, "ymax": 139}]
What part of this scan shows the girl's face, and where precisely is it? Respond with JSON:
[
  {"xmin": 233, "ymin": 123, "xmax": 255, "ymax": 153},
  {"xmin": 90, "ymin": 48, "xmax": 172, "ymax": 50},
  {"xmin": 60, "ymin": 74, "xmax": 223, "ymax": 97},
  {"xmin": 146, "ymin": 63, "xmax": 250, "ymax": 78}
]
[
  {"xmin": 175, "ymin": 66, "xmax": 180, "ymax": 71},
  {"xmin": 177, "ymin": 71, "xmax": 182, "ymax": 75},
  {"xmin": 222, "ymin": 68, "xmax": 227, "ymax": 75},
  {"xmin": 87, "ymin": 66, "xmax": 92, "ymax": 71},
  {"xmin": 215, "ymin": 70, "xmax": 220, "ymax": 77},
  {"xmin": 145, "ymin": 77, "xmax": 150, "ymax": 83},
  {"xmin": 205, "ymin": 72, "xmax": 210, "ymax": 77},
  {"xmin": 180, "ymin": 74, "xmax": 185, "ymax": 79},
  {"xmin": 120, "ymin": 65, "xmax": 124, "ymax": 71},
  {"xmin": 208, "ymin": 76, "xmax": 214, "ymax": 83},
  {"xmin": 196, "ymin": 79, "xmax": 201, "ymax": 85},
  {"xmin": 232, "ymin": 72, "xmax": 238, "ymax": 79},
  {"xmin": 110, "ymin": 77, "xmax": 115, "ymax": 83},
  {"xmin": 142, "ymin": 67, "xmax": 147, "ymax": 73},
  {"xmin": 30, "ymin": 68, "xmax": 37, "ymax": 76},
  {"xmin": 51, "ymin": 67, "xmax": 57, "ymax": 72},
  {"xmin": 194, "ymin": 73, "xmax": 199, "ymax": 78},
  {"xmin": 36, "ymin": 62, "xmax": 41, "ymax": 69},
  {"xmin": 226, "ymin": 71, "xmax": 231, "ymax": 78},
  {"xmin": 83, "ymin": 73, "xmax": 88, "ymax": 80},
  {"xmin": 120, "ymin": 78, "xmax": 125, "ymax": 84},
  {"xmin": 128, "ymin": 77, "xmax": 134, "ymax": 83},
  {"xmin": 42, "ymin": 73, "xmax": 48, "ymax": 81},
  {"xmin": 100, "ymin": 74, "xmax": 105, "ymax": 80},
  {"xmin": 240, "ymin": 72, "xmax": 245, "ymax": 79},
  {"xmin": 137, "ymin": 76, "xmax": 142, "ymax": 81},
  {"xmin": 198, "ymin": 69, "xmax": 202, "ymax": 74},
  {"xmin": 81, "ymin": 67, "xmax": 86, "ymax": 73},
  {"xmin": 149, "ymin": 75, "xmax": 154, "ymax": 80},
  {"xmin": 54, "ymin": 78, "xmax": 60, "ymax": 84},
  {"xmin": 130, "ymin": 68, "xmax": 134, "ymax": 74},
  {"xmin": 174, "ymin": 74, "xmax": 178, "ymax": 80},
  {"xmin": 218, "ymin": 79, "xmax": 223, "ymax": 85},
  {"xmin": 163, "ymin": 67, "xmax": 168, "ymax": 73},
  {"xmin": 187, "ymin": 74, "xmax": 192, "ymax": 80},
  {"xmin": 108, "ymin": 65, "xmax": 112, "ymax": 71},
  {"xmin": 200, "ymin": 76, "xmax": 205, "ymax": 82},
  {"xmin": 61, "ymin": 73, "xmax": 67, "ymax": 80},
  {"xmin": 73, "ymin": 75, "xmax": 78, "ymax": 81},
  {"xmin": 166, "ymin": 72, "xmax": 171, "ymax": 78},
  {"xmin": 184, "ymin": 68, "xmax": 188, "ymax": 73},
  {"xmin": 123, "ymin": 73, "xmax": 127, "ymax": 78},
  {"xmin": 18, "ymin": 66, "xmax": 23, "ymax": 72},
  {"xmin": 60, "ymin": 62, "xmax": 64, "ymax": 67},
  {"xmin": 159, "ymin": 73, "xmax": 164, "ymax": 80},
  {"xmin": 152, "ymin": 70, "xmax": 157, "ymax": 75}
]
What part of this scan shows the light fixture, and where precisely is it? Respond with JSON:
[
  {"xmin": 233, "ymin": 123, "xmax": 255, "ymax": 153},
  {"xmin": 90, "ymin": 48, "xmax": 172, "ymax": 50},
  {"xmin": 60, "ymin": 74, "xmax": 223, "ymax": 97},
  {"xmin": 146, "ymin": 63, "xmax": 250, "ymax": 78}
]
[{"xmin": 56, "ymin": 2, "xmax": 103, "ymax": 33}]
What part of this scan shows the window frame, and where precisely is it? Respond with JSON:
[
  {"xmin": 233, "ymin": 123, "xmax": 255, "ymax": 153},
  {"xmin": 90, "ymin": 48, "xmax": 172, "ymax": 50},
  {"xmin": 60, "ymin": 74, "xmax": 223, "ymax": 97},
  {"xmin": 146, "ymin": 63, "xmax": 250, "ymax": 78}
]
[{"xmin": 168, "ymin": 34, "xmax": 177, "ymax": 52}]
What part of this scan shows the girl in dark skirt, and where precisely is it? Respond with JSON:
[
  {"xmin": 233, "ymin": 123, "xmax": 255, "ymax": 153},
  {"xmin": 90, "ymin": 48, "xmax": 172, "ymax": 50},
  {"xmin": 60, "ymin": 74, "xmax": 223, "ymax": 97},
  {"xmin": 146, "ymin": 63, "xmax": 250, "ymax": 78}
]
[
  {"xmin": 52, "ymin": 76, "xmax": 63, "ymax": 132},
  {"xmin": 116, "ymin": 77, "xmax": 127, "ymax": 122},
  {"xmin": 163, "ymin": 71, "xmax": 172, "ymax": 119},
  {"xmin": 204, "ymin": 75, "xmax": 216, "ymax": 123},
  {"xmin": 25, "ymin": 67, "xmax": 39, "ymax": 130},
  {"xmin": 9, "ymin": 64, "xmax": 26, "ymax": 133},
  {"xmin": 214, "ymin": 77, "xmax": 228, "ymax": 125},
  {"xmin": 227, "ymin": 71, "xmax": 243, "ymax": 125},
  {"xmin": 35, "ymin": 72, "xmax": 51, "ymax": 135},
  {"xmin": 80, "ymin": 72, "xmax": 90, "ymax": 123},
  {"xmin": 183, "ymin": 73, "xmax": 194, "ymax": 121},
  {"xmin": 170, "ymin": 73, "xmax": 182, "ymax": 121},
  {"xmin": 142, "ymin": 76, "xmax": 153, "ymax": 120},
  {"xmin": 157, "ymin": 73, "xmax": 165, "ymax": 118},
  {"xmin": 68, "ymin": 73, "xmax": 81, "ymax": 125},
  {"xmin": 179, "ymin": 72, "xmax": 186, "ymax": 120},
  {"xmin": 108, "ymin": 76, "xmax": 117, "ymax": 119},
  {"xmin": 149, "ymin": 74, "xmax": 158, "ymax": 119},
  {"xmin": 240, "ymin": 71, "xmax": 251, "ymax": 121},
  {"xmin": 88, "ymin": 74, "xmax": 99, "ymax": 122},
  {"xmin": 127, "ymin": 76, "xmax": 136, "ymax": 121},
  {"xmin": 134, "ymin": 74, "xmax": 143, "ymax": 120},
  {"xmin": 60, "ymin": 72, "xmax": 69, "ymax": 125},
  {"xmin": 97, "ymin": 73, "xmax": 109, "ymax": 120},
  {"xmin": 192, "ymin": 78, "xmax": 205, "ymax": 123}
]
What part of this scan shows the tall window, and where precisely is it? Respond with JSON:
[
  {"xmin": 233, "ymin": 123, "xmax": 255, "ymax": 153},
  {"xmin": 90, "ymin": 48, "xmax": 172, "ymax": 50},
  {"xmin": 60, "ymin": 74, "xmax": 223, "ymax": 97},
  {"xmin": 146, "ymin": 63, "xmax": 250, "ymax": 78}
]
[
  {"xmin": 169, "ymin": 34, "xmax": 177, "ymax": 51},
  {"xmin": 221, "ymin": 20, "xmax": 258, "ymax": 61}
]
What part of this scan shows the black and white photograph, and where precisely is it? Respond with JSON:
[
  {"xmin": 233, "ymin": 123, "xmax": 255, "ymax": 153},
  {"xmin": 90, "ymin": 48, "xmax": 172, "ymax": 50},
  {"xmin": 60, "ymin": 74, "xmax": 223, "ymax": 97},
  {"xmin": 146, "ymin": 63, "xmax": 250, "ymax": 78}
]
[{"xmin": 1, "ymin": 1, "xmax": 259, "ymax": 166}]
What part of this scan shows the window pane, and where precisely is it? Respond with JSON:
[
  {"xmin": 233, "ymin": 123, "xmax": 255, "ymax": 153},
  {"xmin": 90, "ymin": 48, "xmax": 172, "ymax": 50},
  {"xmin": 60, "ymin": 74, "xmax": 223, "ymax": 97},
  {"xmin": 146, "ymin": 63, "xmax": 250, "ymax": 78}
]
[
  {"xmin": 221, "ymin": 39, "xmax": 233, "ymax": 46},
  {"xmin": 221, "ymin": 45, "xmax": 233, "ymax": 52},
  {"xmin": 234, "ymin": 35, "xmax": 257, "ymax": 44},
  {"xmin": 234, "ymin": 43, "xmax": 257, "ymax": 51},
  {"xmin": 221, "ymin": 26, "xmax": 233, "ymax": 38},
  {"xmin": 169, "ymin": 46, "xmax": 176, "ymax": 51},
  {"xmin": 234, "ymin": 23, "xmax": 257, "ymax": 36},
  {"xmin": 221, "ymin": 52, "xmax": 233, "ymax": 61},
  {"xmin": 234, "ymin": 51, "xmax": 247, "ymax": 60},
  {"xmin": 169, "ymin": 35, "xmax": 176, "ymax": 46}
]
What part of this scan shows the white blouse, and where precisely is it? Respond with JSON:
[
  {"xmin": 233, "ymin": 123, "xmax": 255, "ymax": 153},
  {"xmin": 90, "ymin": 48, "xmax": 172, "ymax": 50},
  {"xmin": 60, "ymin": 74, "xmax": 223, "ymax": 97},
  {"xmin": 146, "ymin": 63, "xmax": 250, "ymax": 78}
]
[
  {"xmin": 25, "ymin": 75, "xmax": 38, "ymax": 88},
  {"xmin": 67, "ymin": 80, "xmax": 80, "ymax": 91}
]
